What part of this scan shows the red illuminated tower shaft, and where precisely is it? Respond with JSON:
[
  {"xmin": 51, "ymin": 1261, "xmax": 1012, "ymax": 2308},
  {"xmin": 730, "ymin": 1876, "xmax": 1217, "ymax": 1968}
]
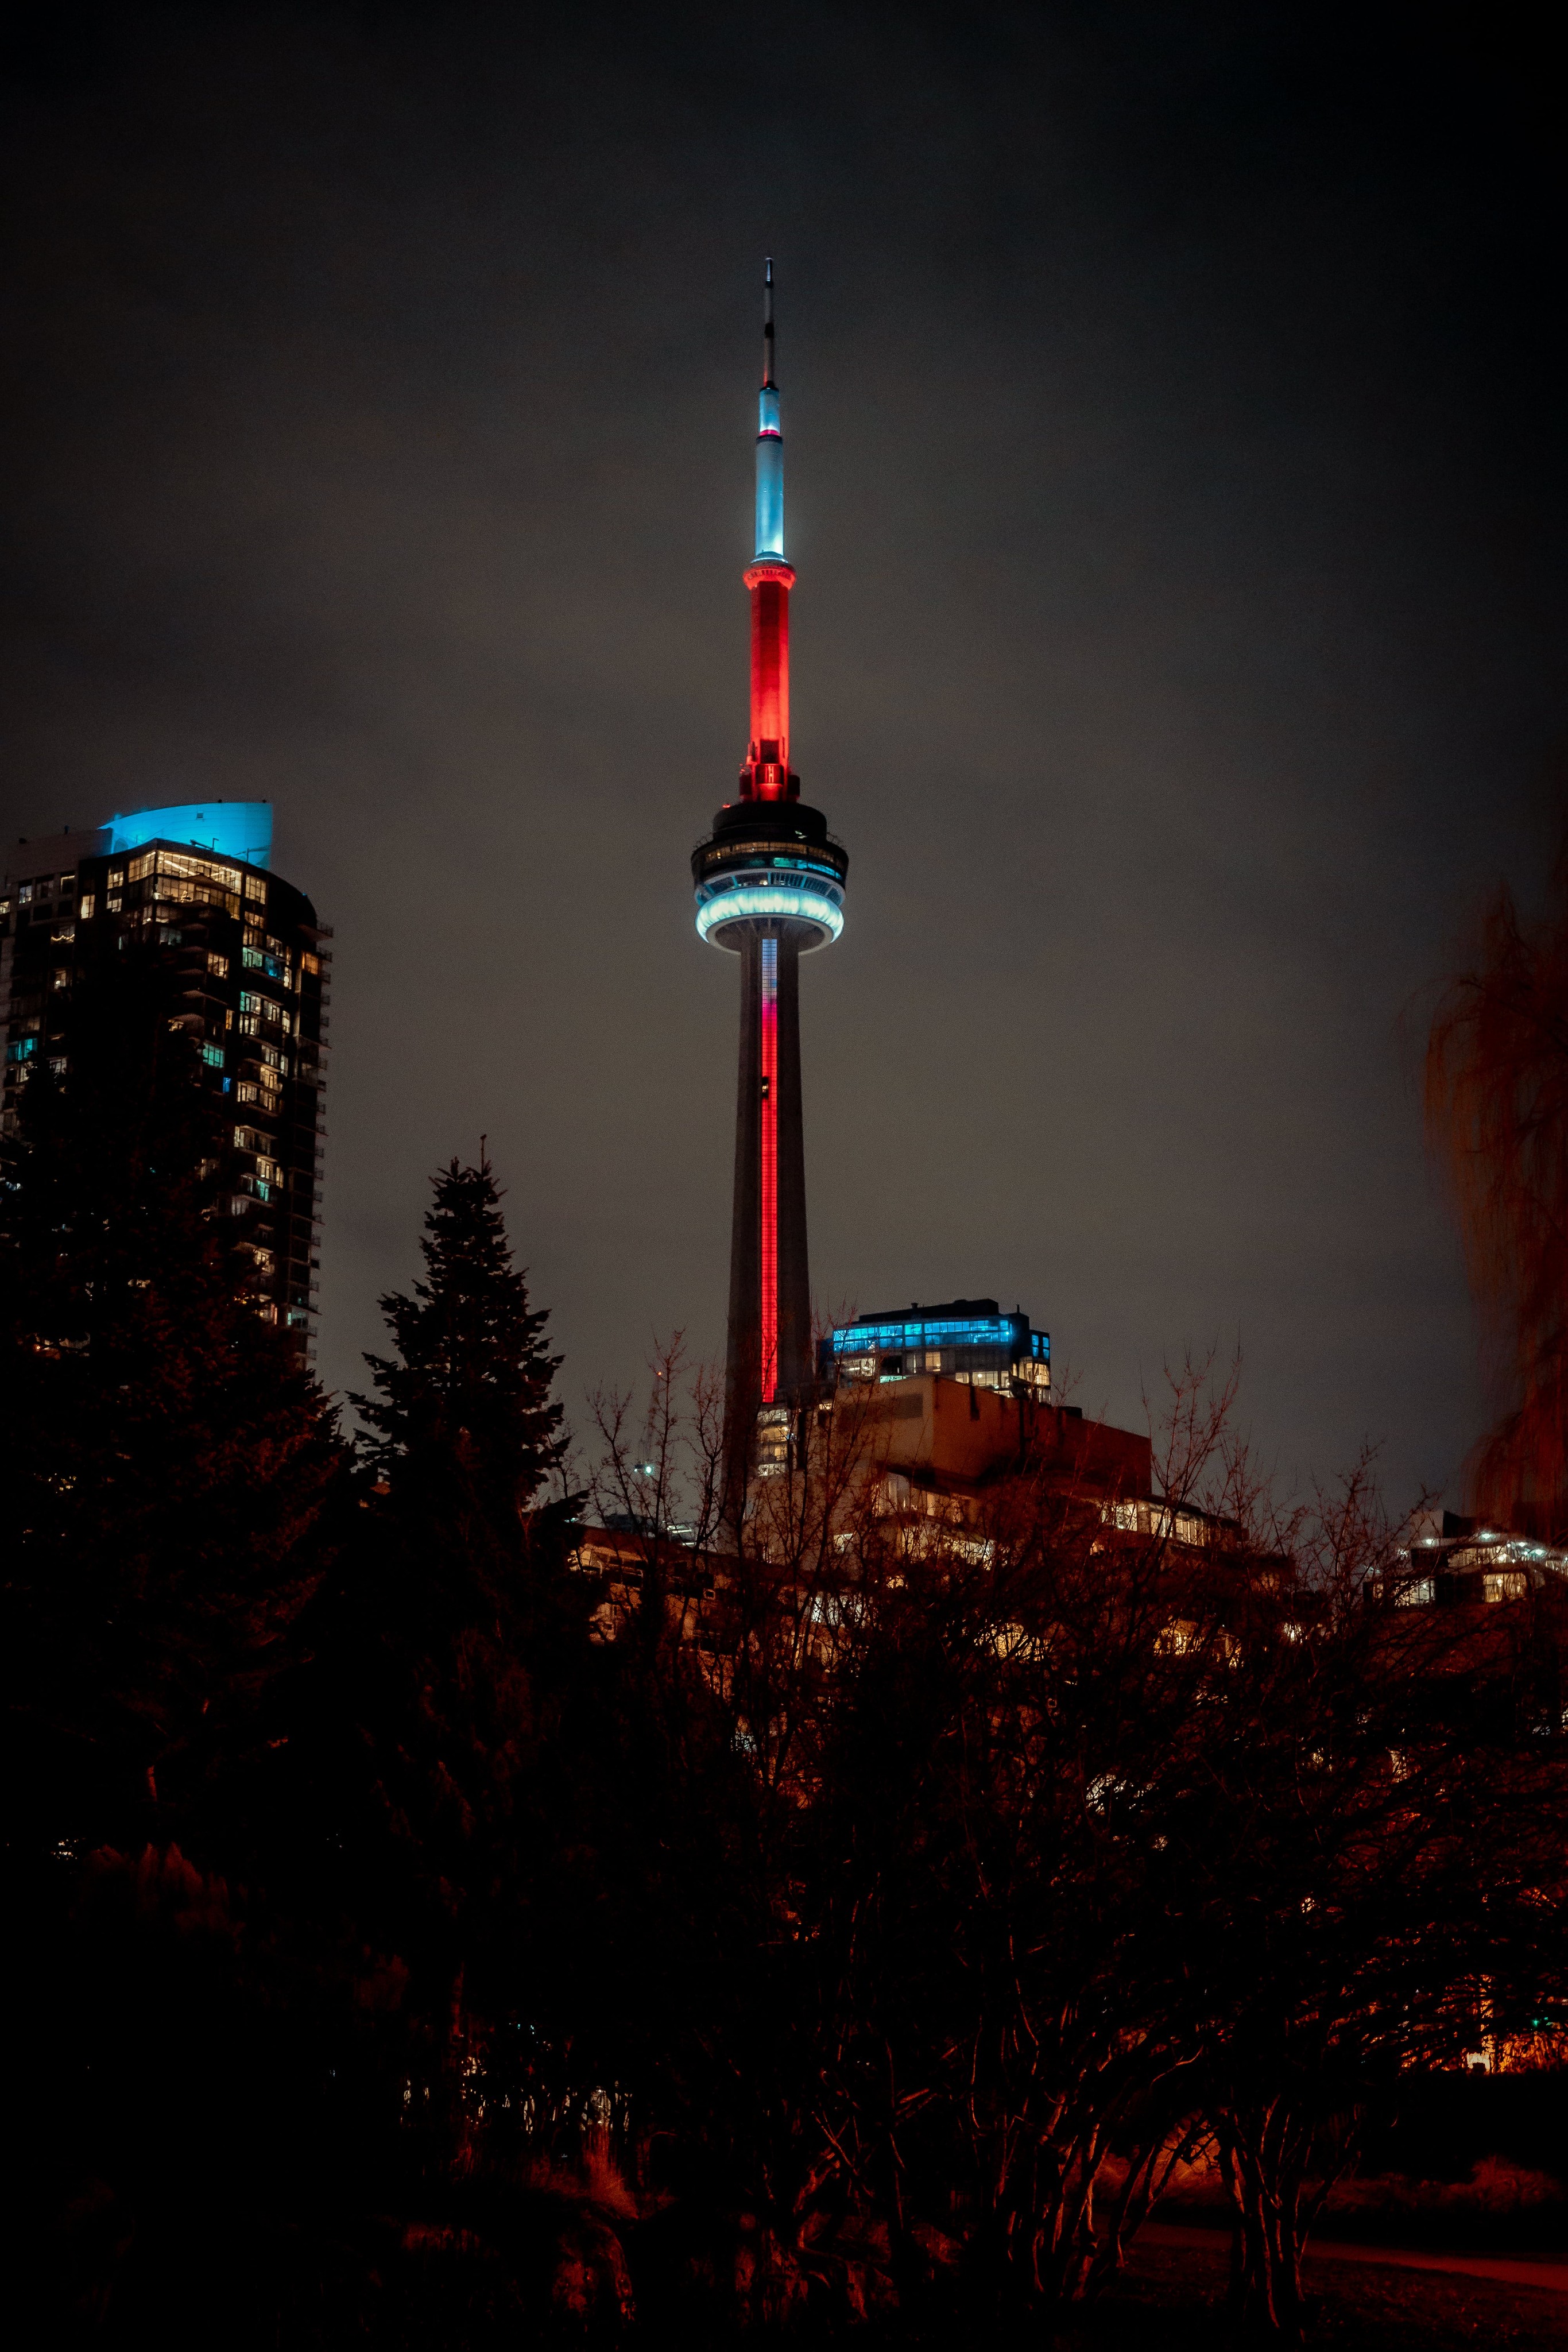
[
  {"xmin": 726, "ymin": 930, "xmax": 808, "ymax": 1412},
  {"xmin": 691, "ymin": 262, "xmax": 848, "ymax": 1481}
]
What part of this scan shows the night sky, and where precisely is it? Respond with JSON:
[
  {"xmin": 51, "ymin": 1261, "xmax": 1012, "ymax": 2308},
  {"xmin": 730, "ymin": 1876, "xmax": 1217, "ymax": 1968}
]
[{"xmin": 2, "ymin": 3, "xmax": 1563, "ymax": 1510}]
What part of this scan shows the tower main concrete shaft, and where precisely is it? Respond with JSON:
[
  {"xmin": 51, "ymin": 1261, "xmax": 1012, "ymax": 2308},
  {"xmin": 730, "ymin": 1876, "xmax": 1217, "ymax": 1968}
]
[{"xmin": 691, "ymin": 262, "xmax": 848, "ymax": 1478}]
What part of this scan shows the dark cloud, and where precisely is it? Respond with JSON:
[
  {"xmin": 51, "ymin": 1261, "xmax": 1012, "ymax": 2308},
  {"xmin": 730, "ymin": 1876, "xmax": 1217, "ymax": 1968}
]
[{"xmin": 3, "ymin": 1, "xmax": 1565, "ymax": 1504}]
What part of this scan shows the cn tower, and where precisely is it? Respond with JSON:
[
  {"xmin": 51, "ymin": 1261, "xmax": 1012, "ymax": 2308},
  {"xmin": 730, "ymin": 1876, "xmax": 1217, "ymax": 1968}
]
[{"xmin": 692, "ymin": 262, "xmax": 848, "ymax": 1478}]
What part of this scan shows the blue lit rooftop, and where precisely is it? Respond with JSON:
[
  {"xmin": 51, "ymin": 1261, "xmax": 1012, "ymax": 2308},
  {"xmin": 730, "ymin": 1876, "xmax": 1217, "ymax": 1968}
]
[
  {"xmin": 824, "ymin": 1298, "xmax": 1050, "ymax": 1365},
  {"xmin": 105, "ymin": 800, "xmax": 273, "ymax": 868}
]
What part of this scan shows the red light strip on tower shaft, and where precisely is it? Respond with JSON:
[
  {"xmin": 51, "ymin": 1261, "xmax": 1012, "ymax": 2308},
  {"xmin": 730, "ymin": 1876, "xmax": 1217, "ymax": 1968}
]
[
  {"xmin": 759, "ymin": 937, "xmax": 779, "ymax": 1402},
  {"xmin": 746, "ymin": 570, "xmax": 791, "ymax": 794}
]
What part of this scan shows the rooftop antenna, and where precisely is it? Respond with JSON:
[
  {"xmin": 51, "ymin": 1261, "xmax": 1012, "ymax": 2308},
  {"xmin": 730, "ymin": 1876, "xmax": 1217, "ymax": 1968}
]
[{"xmin": 762, "ymin": 256, "xmax": 775, "ymax": 389}]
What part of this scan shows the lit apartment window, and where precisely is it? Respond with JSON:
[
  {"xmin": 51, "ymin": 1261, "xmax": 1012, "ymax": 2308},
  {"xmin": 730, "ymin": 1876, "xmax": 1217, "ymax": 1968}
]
[
  {"xmin": 145, "ymin": 848, "xmax": 242, "ymax": 893},
  {"xmin": 107, "ymin": 869, "xmax": 125, "ymax": 889},
  {"xmin": 207, "ymin": 951, "xmax": 229, "ymax": 978},
  {"xmin": 18, "ymin": 883, "xmax": 32, "ymax": 904},
  {"xmin": 78, "ymin": 895, "xmax": 95, "ymax": 919},
  {"xmin": 1483, "ymin": 1570, "xmax": 1529, "ymax": 1604}
]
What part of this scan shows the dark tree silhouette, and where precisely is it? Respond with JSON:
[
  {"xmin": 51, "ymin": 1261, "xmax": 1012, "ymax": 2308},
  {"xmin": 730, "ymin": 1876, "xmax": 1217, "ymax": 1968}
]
[
  {"xmin": 11, "ymin": 1118, "xmax": 1568, "ymax": 2349},
  {"xmin": 332, "ymin": 1155, "xmax": 589, "ymax": 2171},
  {"xmin": 2, "ymin": 960, "xmax": 347, "ymax": 2350},
  {"xmin": 1427, "ymin": 848, "xmax": 1568, "ymax": 1537},
  {"xmin": 355, "ymin": 1152, "xmax": 564, "ymax": 1523},
  {"xmin": 0, "ymin": 957, "xmax": 343, "ymax": 1853}
]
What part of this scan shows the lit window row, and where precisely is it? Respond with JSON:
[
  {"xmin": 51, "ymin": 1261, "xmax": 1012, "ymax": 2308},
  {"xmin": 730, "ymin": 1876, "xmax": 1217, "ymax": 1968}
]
[
  {"xmin": 150, "ymin": 875, "xmax": 239, "ymax": 915},
  {"xmin": 830, "ymin": 1316, "xmax": 1030, "ymax": 1352},
  {"xmin": 242, "ymin": 943, "xmax": 293, "ymax": 981},
  {"xmin": 1101, "ymin": 1499, "xmax": 1207, "ymax": 1546},
  {"xmin": 128, "ymin": 846, "xmax": 246, "ymax": 895}
]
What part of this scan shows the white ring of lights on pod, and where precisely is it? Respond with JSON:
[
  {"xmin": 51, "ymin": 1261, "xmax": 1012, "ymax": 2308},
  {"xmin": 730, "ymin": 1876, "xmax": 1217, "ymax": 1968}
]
[{"xmin": 694, "ymin": 880, "xmax": 845, "ymax": 949}]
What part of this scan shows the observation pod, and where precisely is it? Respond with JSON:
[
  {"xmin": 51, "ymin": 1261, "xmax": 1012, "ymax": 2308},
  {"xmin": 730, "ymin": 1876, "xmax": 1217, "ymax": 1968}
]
[{"xmin": 691, "ymin": 262, "xmax": 849, "ymax": 1483}]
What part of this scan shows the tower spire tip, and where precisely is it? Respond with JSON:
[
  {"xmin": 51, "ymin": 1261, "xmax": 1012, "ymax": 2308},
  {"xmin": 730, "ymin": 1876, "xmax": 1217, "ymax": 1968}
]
[{"xmin": 762, "ymin": 256, "xmax": 775, "ymax": 389}]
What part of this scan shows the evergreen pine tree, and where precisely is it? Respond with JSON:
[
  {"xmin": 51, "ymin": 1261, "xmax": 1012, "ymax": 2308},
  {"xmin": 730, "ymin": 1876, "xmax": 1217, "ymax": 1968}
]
[
  {"xmin": 336, "ymin": 1157, "xmax": 584, "ymax": 2080},
  {"xmin": 354, "ymin": 1154, "xmax": 565, "ymax": 1525}
]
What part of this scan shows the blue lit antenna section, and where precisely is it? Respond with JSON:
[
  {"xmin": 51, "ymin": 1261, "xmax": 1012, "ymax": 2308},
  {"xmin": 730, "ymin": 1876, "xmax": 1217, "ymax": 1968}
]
[{"xmin": 755, "ymin": 257, "xmax": 784, "ymax": 559}]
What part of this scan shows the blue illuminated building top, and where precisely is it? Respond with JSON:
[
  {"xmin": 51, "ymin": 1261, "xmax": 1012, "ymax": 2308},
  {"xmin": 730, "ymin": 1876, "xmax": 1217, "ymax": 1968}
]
[
  {"xmin": 820, "ymin": 1297, "xmax": 1051, "ymax": 1392},
  {"xmin": 106, "ymin": 800, "xmax": 273, "ymax": 868},
  {"xmin": 831, "ymin": 1313, "xmax": 1029, "ymax": 1354}
]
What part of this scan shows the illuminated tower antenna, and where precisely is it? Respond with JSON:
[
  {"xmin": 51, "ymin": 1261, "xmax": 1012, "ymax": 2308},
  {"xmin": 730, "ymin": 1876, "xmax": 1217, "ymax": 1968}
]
[
  {"xmin": 762, "ymin": 254, "xmax": 775, "ymax": 385},
  {"xmin": 690, "ymin": 262, "xmax": 849, "ymax": 1494}
]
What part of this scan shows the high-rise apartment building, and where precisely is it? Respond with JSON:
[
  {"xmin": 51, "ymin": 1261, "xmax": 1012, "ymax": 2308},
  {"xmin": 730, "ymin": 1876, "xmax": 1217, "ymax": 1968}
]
[
  {"xmin": 0, "ymin": 799, "xmax": 330, "ymax": 1347},
  {"xmin": 692, "ymin": 264, "xmax": 848, "ymax": 1478}
]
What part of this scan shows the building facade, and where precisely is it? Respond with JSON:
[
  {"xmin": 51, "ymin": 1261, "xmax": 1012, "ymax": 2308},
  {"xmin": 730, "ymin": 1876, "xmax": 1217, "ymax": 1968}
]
[
  {"xmin": 820, "ymin": 1297, "xmax": 1052, "ymax": 1397},
  {"xmin": 1, "ymin": 799, "xmax": 331, "ymax": 1348},
  {"xmin": 1375, "ymin": 1510, "xmax": 1568, "ymax": 1608},
  {"xmin": 692, "ymin": 264, "xmax": 848, "ymax": 1479}
]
